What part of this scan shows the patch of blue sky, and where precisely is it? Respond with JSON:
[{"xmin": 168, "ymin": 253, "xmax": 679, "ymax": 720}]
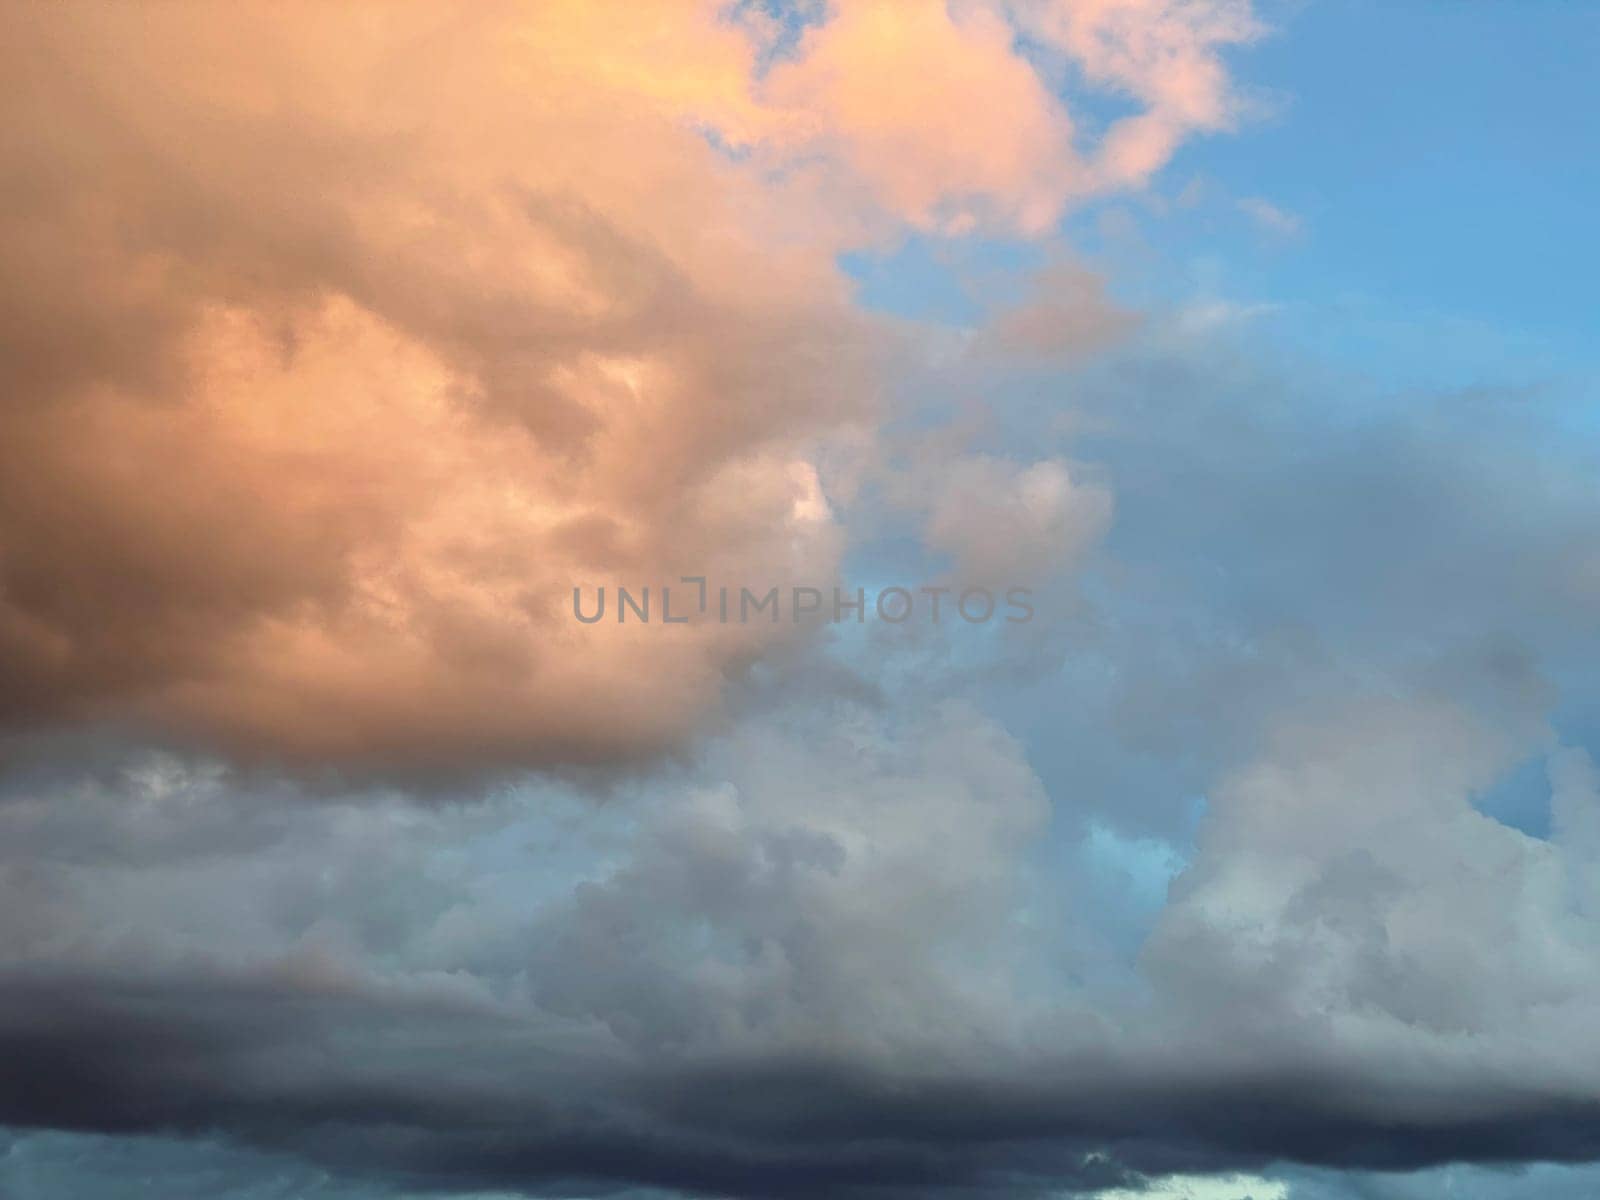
[
  {"xmin": 1469, "ymin": 749, "xmax": 1555, "ymax": 841},
  {"xmin": 825, "ymin": 0, "xmax": 1600, "ymax": 973},
  {"xmin": 840, "ymin": 234, "xmax": 1046, "ymax": 327},
  {"xmin": 840, "ymin": 1, "xmax": 1597, "ymax": 418},
  {"xmin": 1103, "ymin": 0, "xmax": 1598, "ymax": 399},
  {"xmin": 725, "ymin": 0, "xmax": 828, "ymax": 74}
]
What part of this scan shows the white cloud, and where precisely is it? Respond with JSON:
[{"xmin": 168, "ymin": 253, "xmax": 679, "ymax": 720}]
[{"xmin": 1094, "ymin": 1173, "xmax": 1290, "ymax": 1199}]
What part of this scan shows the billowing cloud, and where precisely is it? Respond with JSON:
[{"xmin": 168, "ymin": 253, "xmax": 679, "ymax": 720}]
[
  {"xmin": 0, "ymin": 0, "xmax": 1257, "ymax": 770},
  {"xmin": 5, "ymin": 684, "xmax": 1600, "ymax": 1198},
  {"xmin": 1148, "ymin": 698, "xmax": 1600, "ymax": 1105},
  {"xmin": 0, "ymin": 3, "xmax": 872, "ymax": 768},
  {"xmin": 754, "ymin": 0, "xmax": 1264, "ymax": 233},
  {"xmin": 761, "ymin": 0, "xmax": 1085, "ymax": 234},
  {"xmin": 918, "ymin": 453, "xmax": 1113, "ymax": 585}
]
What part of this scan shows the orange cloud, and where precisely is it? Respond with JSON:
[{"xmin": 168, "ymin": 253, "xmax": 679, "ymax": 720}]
[
  {"xmin": 0, "ymin": 3, "xmax": 869, "ymax": 769},
  {"xmin": 761, "ymin": 0, "xmax": 1083, "ymax": 234},
  {"xmin": 0, "ymin": 0, "xmax": 1255, "ymax": 769},
  {"xmin": 748, "ymin": 0, "xmax": 1262, "ymax": 232},
  {"xmin": 1010, "ymin": 0, "xmax": 1264, "ymax": 188}
]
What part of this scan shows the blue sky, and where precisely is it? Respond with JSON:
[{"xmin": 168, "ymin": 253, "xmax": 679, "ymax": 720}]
[
  {"xmin": 850, "ymin": 0, "xmax": 1599, "ymax": 390},
  {"xmin": 839, "ymin": 0, "xmax": 1600, "ymax": 855}
]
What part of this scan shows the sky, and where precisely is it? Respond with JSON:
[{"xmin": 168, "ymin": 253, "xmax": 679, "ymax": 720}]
[{"xmin": 1, "ymin": 2, "xmax": 1599, "ymax": 1199}]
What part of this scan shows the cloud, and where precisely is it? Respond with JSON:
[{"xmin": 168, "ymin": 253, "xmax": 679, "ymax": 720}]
[
  {"xmin": 977, "ymin": 264, "xmax": 1144, "ymax": 359},
  {"xmin": 0, "ymin": 3, "xmax": 876, "ymax": 770},
  {"xmin": 1009, "ymin": 0, "xmax": 1265, "ymax": 188},
  {"xmin": 1238, "ymin": 197, "xmax": 1303, "ymax": 238},
  {"xmin": 1148, "ymin": 698, "xmax": 1600, "ymax": 1069},
  {"xmin": 761, "ymin": 0, "xmax": 1084, "ymax": 234},
  {"xmin": 918, "ymin": 454, "xmax": 1113, "ymax": 586},
  {"xmin": 755, "ymin": 0, "xmax": 1264, "ymax": 234},
  {"xmin": 4, "ymin": 678, "xmax": 1600, "ymax": 1197},
  {"xmin": 1096, "ymin": 1174, "xmax": 1290, "ymax": 1200},
  {"xmin": 0, "ymin": 707, "xmax": 1101, "ymax": 1199},
  {"xmin": 0, "ymin": 0, "xmax": 1260, "ymax": 771}
]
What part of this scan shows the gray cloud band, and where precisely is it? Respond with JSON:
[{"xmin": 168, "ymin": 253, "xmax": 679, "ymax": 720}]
[{"xmin": 572, "ymin": 578, "xmax": 1035, "ymax": 624}]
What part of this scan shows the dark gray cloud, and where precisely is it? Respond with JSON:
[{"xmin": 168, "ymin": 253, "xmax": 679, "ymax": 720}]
[{"xmin": 2, "ymin": 674, "xmax": 1600, "ymax": 1198}]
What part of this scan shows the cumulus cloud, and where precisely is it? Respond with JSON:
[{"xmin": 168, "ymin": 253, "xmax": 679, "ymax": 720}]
[
  {"xmin": 0, "ymin": 706, "xmax": 1094, "ymax": 1198},
  {"xmin": 976, "ymin": 263, "xmax": 1144, "ymax": 359},
  {"xmin": 919, "ymin": 454, "xmax": 1113, "ymax": 585},
  {"xmin": 739, "ymin": 0, "xmax": 1263, "ymax": 236},
  {"xmin": 1149, "ymin": 698, "xmax": 1600, "ymax": 1070},
  {"xmin": 761, "ymin": 0, "xmax": 1085, "ymax": 234},
  {"xmin": 0, "ymin": 703, "xmax": 1053, "ymax": 1047},
  {"xmin": 0, "ymin": 3, "xmax": 873, "ymax": 768},
  {"xmin": 0, "ymin": 0, "xmax": 1259, "ymax": 770}
]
